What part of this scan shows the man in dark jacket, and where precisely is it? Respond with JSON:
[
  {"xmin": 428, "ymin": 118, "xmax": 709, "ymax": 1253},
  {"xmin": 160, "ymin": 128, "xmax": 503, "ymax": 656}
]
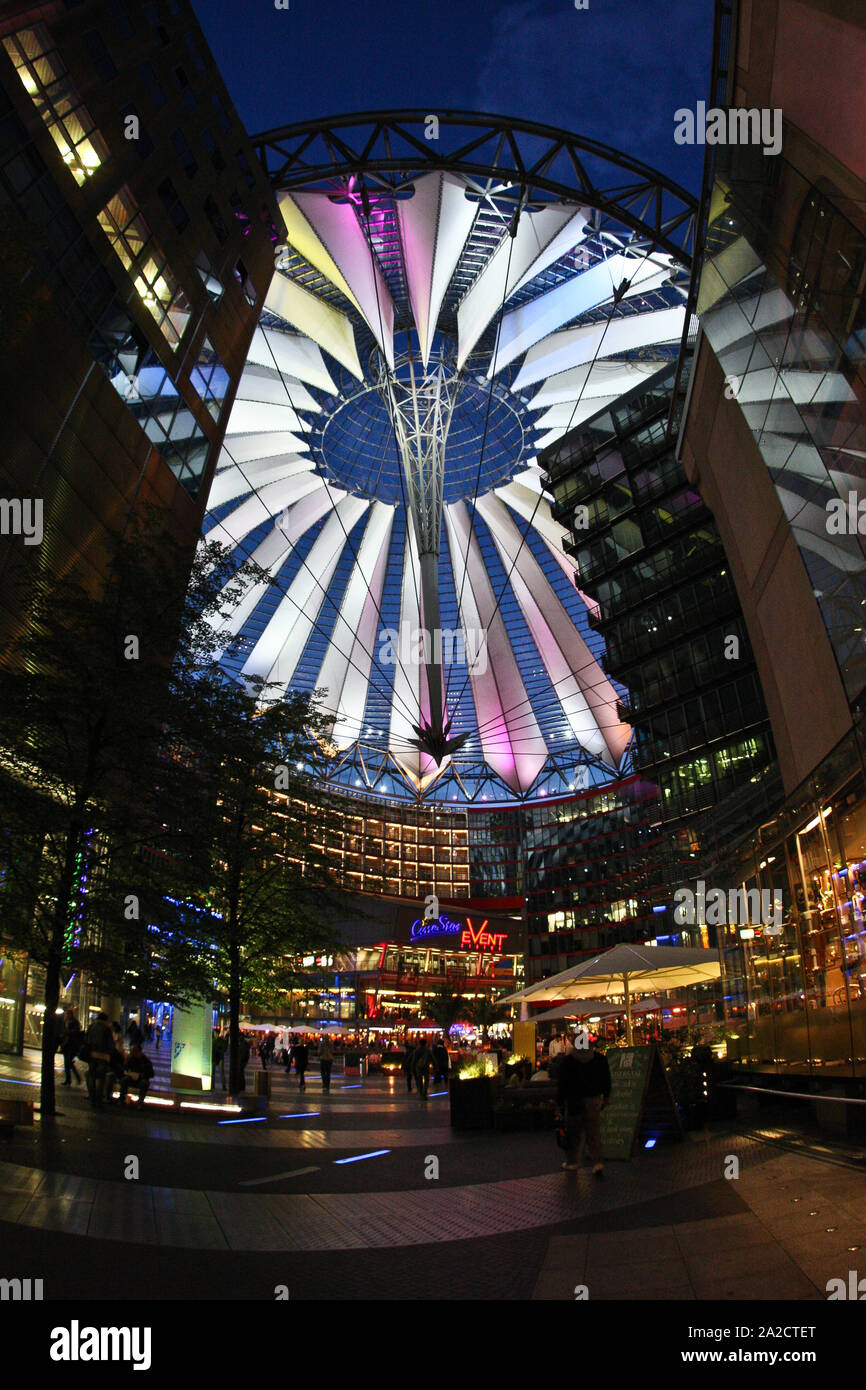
[
  {"xmin": 290, "ymin": 1040, "xmax": 309, "ymax": 1090},
  {"xmin": 59, "ymin": 1007, "xmax": 82, "ymax": 1087},
  {"xmin": 556, "ymin": 1033, "xmax": 611, "ymax": 1176},
  {"xmin": 84, "ymin": 1012, "xmax": 114, "ymax": 1109},
  {"xmin": 432, "ymin": 1036, "xmax": 449, "ymax": 1084},
  {"xmin": 119, "ymin": 1043, "xmax": 154, "ymax": 1107},
  {"xmin": 413, "ymin": 1038, "xmax": 433, "ymax": 1099},
  {"xmin": 402, "ymin": 1039, "xmax": 416, "ymax": 1093}
]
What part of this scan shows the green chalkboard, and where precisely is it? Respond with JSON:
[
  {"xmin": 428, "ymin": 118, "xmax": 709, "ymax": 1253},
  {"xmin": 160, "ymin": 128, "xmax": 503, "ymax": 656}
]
[{"xmin": 599, "ymin": 1044, "xmax": 681, "ymax": 1159}]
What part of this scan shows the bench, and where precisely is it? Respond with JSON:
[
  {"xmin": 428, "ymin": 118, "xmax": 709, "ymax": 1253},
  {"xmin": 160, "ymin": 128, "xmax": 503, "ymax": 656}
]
[{"xmin": 493, "ymin": 1081, "xmax": 558, "ymax": 1132}]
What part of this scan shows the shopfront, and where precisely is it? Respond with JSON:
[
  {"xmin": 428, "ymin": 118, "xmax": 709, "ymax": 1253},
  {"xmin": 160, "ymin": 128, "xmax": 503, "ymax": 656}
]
[{"xmin": 718, "ymin": 732, "xmax": 866, "ymax": 1078}]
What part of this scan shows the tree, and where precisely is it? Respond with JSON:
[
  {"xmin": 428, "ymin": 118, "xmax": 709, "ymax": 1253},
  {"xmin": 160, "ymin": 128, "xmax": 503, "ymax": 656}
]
[
  {"xmin": 0, "ymin": 511, "xmax": 259, "ymax": 1114},
  {"xmin": 466, "ymin": 993, "xmax": 511, "ymax": 1045},
  {"xmin": 423, "ymin": 981, "xmax": 468, "ymax": 1040},
  {"xmin": 179, "ymin": 669, "xmax": 349, "ymax": 1093}
]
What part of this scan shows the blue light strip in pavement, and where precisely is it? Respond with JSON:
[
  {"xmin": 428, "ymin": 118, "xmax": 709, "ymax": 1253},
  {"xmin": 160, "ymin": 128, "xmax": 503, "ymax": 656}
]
[
  {"xmin": 218, "ymin": 1116, "xmax": 268, "ymax": 1125},
  {"xmin": 0, "ymin": 1078, "xmax": 38, "ymax": 1087},
  {"xmin": 279, "ymin": 1112, "xmax": 322, "ymax": 1119},
  {"xmin": 334, "ymin": 1149, "xmax": 391, "ymax": 1165},
  {"xmin": 341, "ymin": 1084, "xmax": 362, "ymax": 1089},
  {"xmin": 428, "ymin": 1091, "xmax": 448, "ymax": 1097}
]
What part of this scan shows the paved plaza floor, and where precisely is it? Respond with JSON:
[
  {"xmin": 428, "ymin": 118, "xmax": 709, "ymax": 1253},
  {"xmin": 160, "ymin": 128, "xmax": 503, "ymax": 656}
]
[{"xmin": 2, "ymin": 1048, "xmax": 865, "ymax": 1301}]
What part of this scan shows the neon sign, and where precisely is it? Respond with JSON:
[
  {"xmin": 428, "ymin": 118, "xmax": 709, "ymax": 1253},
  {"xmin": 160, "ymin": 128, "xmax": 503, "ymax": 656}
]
[
  {"xmin": 460, "ymin": 918, "xmax": 507, "ymax": 952},
  {"xmin": 409, "ymin": 915, "xmax": 463, "ymax": 941}
]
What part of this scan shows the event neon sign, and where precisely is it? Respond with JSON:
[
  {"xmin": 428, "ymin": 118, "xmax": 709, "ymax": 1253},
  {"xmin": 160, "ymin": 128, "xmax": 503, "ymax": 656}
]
[
  {"xmin": 409, "ymin": 913, "xmax": 508, "ymax": 952},
  {"xmin": 460, "ymin": 918, "xmax": 507, "ymax": 952}
]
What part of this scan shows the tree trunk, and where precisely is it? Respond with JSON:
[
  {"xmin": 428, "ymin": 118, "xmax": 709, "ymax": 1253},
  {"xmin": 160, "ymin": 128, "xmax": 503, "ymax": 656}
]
[
  {"xmin": 41, "ymin": 826, "xmax": 83, "ymax": 1117},
  {"xmin": 228, "ymin": 935, "xmax": 241, "ymax": 1094}
]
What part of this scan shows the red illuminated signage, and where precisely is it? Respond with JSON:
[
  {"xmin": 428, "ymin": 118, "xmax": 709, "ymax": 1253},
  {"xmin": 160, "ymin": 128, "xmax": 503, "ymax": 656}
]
[{"xmin": 460, "ymin": 918, "xmax": 507, "ymax": 952}]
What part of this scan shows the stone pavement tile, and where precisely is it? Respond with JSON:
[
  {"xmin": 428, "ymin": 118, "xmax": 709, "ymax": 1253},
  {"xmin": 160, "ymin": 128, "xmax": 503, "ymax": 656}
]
[
  {"xmin": 0, "ymin": 1195, "xmax": 33, "ymax": 1222},
  {"xmin": 681, "ymin": 1239, "xmax": 789, "ymax": 1282},
  {"xmin": 205, "ymin": 1193, "xmax": 311, "ymax": 1251},
  {"xmin": 590, "ymin": 1280, "xmax": 696, "ymax": 1301},
  {"xmin": 690, "ymin": 1270, "xmax": 820, "ymax": 1300},
  {"xmin": 752, "ymin": 1209, "xmax": 852, "ymax": 1238},
  {"xmin": 18, "ymin": 1195, "xmax": 93, "ymax": 1236},
  {"xmin": 154, "ymin": 1212, "xmax": 229, "ymax": 1249},
  {"xmin": 586, "ymin": 1254, "xmax": 689, "ymax": 1297},
  {"xmin": 87, "ymin": 1202, "xmax": 158, "ymax": 1244},
  {"xmin": 0, "ymin": 1162, "xmax": 44, "ymax": 1194},
  {"xmin": 673, "ymin": 1212, "xmax": 777, "ymax": 1252},
  {"xmin": 585, "ymin": 1226, "xmax": 682, "ymax": 1265},
  {"xmin": 35, "ymin": 1171, "xmax": 98, "ymax": 1200},
  {"xmin": 151, "ymin": 1186, "xmax": 213, "ymax": 1215}
]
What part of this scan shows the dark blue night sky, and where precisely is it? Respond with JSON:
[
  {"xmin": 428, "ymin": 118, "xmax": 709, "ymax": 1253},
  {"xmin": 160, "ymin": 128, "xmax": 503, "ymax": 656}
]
[{"xmin": 191, "ymin": 0, "xmax": 713, "ymax": 196}]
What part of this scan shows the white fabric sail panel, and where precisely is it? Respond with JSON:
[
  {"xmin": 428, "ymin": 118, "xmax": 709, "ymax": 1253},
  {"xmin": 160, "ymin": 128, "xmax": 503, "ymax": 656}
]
[
  {"xmin": 534, "ymin": 397, "xmax": 620, "ymax": 449},
  {"xmin": 533, "ymin": 396, "xmax": 624, "ymax": 432},
  {"xmin": 387, "ymin": 526, "xmax": 441, "ymax": 789},
  {"xmin": 226, "ymin": 397, "xmax": 309, "ymax": 440},
  {"xmin": 207, "ymin": 454, "xmax": 314, "ymax": 510},
  {"xmin": 513, "ymin": 305, "xmax": 686, "ymax": 389},
  {"xmin": 205, "ymin": 473, "xmax": 328, "ymax": 552},
  {"xmin": 285, "ymin": 191, "xmax": 395, "ymax": 370},
  {"xmin": 207, "ymin": 487, "xmax": 336, "ymax": 654},
  {"xmin": 397, "ymin": 171, "xmax": 477, "ymax": 368},
  {"xmin": 490, "ymin": 253, "xmax": 675, "ymax": 375},
  {"xmin": 217, "ymin": 430, "xmax": 309, "ymax": 471},
  {"xmin": 316, "ymin": 501, "xmax": 395, "ymax": 746},
  {"xmin": 527, "ymin": 360, "xmax": 665, "ymax": 410},
  {"xmin": 494, "ymin": 479, "xmax": 600, "ymax": 613},
  {"xmin": 476, "ymin": 493, "xmax": 629, "ymax": 766},
  {"xmin": 236, "ymin": 365, "xmax": 321, "ymax": 414},
  {"xmin": 276, "ymin": 191, "xmax": 359, "ymax": 310},
  {"xmin": 456, "ymin": 203, "xmax": 589, "ymax": 370},
  {"xmin": 444, "ymin": 500, "xmax": 548, "ymax": 794},
  {"xmin": 241, "ymin": 495, "xmax": 371, "ymax": 687},
  {"xmin": 246, "ymin": 326, "xmax": 338, "ymax": 395},
  {"xmin": 265, "ymin": 272, "xmax": 363, "ymax": 380}
]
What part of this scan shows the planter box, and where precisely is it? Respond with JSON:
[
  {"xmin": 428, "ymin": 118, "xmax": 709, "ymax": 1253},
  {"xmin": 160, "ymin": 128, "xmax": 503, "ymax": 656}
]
[{"xmin": 449, "ymin": 1075, "xmax": 496, "ymax": 1130}]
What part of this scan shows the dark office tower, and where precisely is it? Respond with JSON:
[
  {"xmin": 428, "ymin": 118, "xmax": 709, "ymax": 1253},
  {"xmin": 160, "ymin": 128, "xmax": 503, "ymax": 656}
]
[
  {"xmin": 539, "ymin": 360, "xmax": 779, "ymax": 922},
  {"xmin": 0, "ymin": 0, "xmax": 278, "ymax": 641}
]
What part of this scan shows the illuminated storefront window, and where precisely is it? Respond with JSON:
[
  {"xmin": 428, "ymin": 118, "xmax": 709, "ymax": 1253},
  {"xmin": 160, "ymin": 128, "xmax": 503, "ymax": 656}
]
[{"xmin": 3, "ymin": 25, "xmax": 107, "ymax": 187}]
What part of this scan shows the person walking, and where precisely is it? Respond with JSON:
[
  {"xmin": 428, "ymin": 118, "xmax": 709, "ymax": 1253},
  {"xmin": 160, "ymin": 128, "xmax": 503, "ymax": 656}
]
[
  {"xmin": 258, "ymin": 1035, "xmax": 269, "ymax": 1070},
  {"xmin": 154, "ymin": 1024, "xmax": 162, "ymax": 1050},
  {"xmin": 413, "ymin": 1037, "xmax": 433, "ymax": 1100},
  {"xmin": 402, "ymin": 1037, "xmax": 416, "ymax": 1093},
  {"xmin": 555, "ymin": 1035, "xmax": 611, "ymax": 1176},
  {"xmin": 432, "ymin": 1035, "xmax": 450, "ymax": 1085},
  {"xmin": 125, "ymin": 1018, "xmax": 143, "ymax": 1049},
  {"xmin": 212, "ymin": 1030, "xmax": 227, "ymax": 1091},
  {"xmin": 59, "ymin": 1007, "xmax": 82, "ymax": 1087},
  {"xmin": 291, "ymin": 1039, "xmax": 309, "ymax": 1090},
  {"xmin": 84, "ymin": 1011, "xmax": 114, "ymax": 1109},
  {"xmin": 318, "ymin": 1035, "xmax": 334, "ymax": 1091}
]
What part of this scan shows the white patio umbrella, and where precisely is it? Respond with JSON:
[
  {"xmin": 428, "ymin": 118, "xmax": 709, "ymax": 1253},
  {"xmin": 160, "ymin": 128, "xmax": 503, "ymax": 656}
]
[
  {"xmin": 501, "ymin": 942, "xmax": 721, "ymax": 1044},
  {"xmin": 531, "ymin": 996, "xmax": 662, "ymax": 1025}
]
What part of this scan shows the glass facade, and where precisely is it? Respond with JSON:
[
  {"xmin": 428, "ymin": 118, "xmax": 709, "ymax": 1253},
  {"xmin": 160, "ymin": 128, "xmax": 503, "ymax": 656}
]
[{"xmin": 697, "ymin": 147, "xmax": 866, "ymax": 703}]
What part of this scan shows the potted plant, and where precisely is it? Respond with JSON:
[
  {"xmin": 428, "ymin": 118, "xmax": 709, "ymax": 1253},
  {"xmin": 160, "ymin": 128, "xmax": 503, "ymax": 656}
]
[{"xmin": 449, "ymin": 1053, "xmax": 499, "ymax": 1130}]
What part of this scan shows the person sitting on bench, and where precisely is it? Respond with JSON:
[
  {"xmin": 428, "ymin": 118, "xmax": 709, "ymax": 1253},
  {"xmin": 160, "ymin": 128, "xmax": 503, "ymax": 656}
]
[{"xmin": 119, "ymin": 1043, "xmax": 154, "ymax": 1107}]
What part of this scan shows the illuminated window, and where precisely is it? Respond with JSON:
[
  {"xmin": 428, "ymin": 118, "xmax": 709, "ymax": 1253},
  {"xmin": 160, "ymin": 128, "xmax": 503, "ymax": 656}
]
[
  {"xmin": 97, "ymin": 187, "xmax": 191, "ymax": 348},
  {"xmin": 2, "ymin": 26, "xmax": 108, "ymax": 187},
  {"xmin": 189, "ymin": 336, "xmax": 229, "ymax": 420}
]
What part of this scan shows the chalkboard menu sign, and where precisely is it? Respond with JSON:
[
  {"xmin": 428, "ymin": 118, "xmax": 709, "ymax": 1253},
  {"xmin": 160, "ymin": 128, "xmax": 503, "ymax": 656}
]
[{"xmin": 600, "ymin": 1044, "xmax": 681, "ymax": 1159}]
